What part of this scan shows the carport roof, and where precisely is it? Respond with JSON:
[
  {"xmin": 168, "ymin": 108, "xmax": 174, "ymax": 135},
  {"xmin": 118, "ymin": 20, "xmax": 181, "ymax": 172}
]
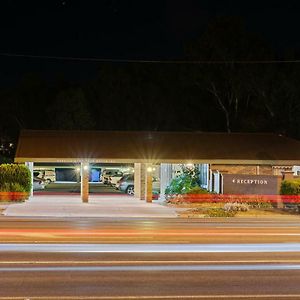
[{"xmin": 14, "ymin": 129, "xmax": 300, "ymax": 165}]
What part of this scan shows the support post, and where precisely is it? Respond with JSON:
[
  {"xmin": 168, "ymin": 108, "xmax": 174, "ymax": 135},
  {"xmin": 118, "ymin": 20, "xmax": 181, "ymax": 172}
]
[
  {"xmin": 134, "ymin": 163, "xmax": 146, "ymax": 200},
  {"xmin": 25, "ymin": 162, "xmax": 34, "ymax": 197},
  {"xmin": 81, "ymin": 162, "xmax": 89, "ymax": 203},
  {"xmin": 146, "ymin": 164, "xmax": 153, "ymax": 203}
]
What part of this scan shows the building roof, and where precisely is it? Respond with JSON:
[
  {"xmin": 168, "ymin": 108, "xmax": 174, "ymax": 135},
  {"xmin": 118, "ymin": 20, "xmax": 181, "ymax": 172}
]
[{"xmin": 14, "ymin": 129, "xmax": 300, "ymax": 165}]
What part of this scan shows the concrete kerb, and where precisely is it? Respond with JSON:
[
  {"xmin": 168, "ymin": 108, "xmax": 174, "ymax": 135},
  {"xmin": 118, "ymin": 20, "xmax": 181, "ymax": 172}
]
[{"xmin": 3, "ymin": 195, "xmax": 178, "ymax": 218}]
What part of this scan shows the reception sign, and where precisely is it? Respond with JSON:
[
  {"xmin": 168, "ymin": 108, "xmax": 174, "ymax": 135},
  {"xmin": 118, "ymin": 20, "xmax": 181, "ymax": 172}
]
[{"xmin": 222, "ymin": 174, "xmax": 279, "ymax": 195}]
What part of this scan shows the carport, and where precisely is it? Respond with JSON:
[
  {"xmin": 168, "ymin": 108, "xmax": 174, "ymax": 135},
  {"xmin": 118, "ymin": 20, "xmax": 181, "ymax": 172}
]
[{"xmin": 15, "ymin": 130, "xmax": 300, "ymax": 202}]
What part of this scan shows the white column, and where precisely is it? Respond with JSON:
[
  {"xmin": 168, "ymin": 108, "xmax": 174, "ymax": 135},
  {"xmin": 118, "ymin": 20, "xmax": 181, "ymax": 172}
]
[
  {"xmin": 208, "ymin": 169, "xmax": 213, "ymax": 192},
  {"xmin": 81, "ymin": 162, "xmax": 89, "ymax": 203},
  {"xmin": 213, "ymin": 171, "xmax": 220, "ymax": 193},
  {"xmin": 25, "ymin": 162, "xmax": 34, "ymax": 197},
  {"xmin": 159, "ymin": 163, "xmax": 173, "ymax": 201}
]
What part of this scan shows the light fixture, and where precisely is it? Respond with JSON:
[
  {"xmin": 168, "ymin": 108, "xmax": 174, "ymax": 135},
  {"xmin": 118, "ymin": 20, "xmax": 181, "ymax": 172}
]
[{"xmin": 147, "ymin": 166, "xmax": 153, "ymax": 173}]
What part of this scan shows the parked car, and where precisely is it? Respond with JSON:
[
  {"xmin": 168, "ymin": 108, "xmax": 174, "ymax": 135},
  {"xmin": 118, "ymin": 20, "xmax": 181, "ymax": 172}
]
[
  {"xmin": 109, "ymin": 174, "xmax": 124, "ymax": 186},
  {"xmin": 33, "ymin": 170, "xmax": 56, "ymax": 184},
  {"xmin": 42, "ymin": 170, "xmax": 56, "ymax": 183},
  {"xmin": 118, "ymin": 174, "xmax": 134, "ymax": 194},
  {"xmin": 101, "ymin": 169, "xmax": 123, "ymax": 184},
  {"xmin": 33, "ymin": 177, "xmax": 45, "ymax": 190},
  {"xmin": 118, "ymin": 174, "xmax": 160, "ymax": 197}
]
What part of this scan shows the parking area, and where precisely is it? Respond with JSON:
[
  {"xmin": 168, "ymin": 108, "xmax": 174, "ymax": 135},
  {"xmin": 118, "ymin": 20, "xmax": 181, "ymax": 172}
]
[{"xmin": 35, "ymin": 182, "xmax": 123, "ymax": 195}]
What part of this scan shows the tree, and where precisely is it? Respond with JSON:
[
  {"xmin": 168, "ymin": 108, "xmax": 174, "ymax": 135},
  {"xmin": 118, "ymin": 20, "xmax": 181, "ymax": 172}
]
[
  {"xmin": 185, "ymin": 16, "xmax": 274, "ymax": 133},
  {"xmin": 48, "ymin": 87, "xmax": 95, "ymax": 130}
]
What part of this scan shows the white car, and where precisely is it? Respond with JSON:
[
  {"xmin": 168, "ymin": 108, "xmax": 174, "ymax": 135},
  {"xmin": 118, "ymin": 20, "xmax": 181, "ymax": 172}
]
[
  {"xmin": 33, "ymin": 178, "xmax": 45, "ymax": 190},
  {"xmin": 101, "ymin": 169, "xmax": 122, "ymax": 184},
  {"xmin": 109, "ymin": 174, "xmax": 124, "ymax": 186}
]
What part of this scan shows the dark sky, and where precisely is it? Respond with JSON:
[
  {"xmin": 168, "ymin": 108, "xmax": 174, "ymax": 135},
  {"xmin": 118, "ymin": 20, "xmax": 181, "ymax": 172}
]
[{"xmin": 1, "ymin": 0, "xmax": 300, "ymax": 84}]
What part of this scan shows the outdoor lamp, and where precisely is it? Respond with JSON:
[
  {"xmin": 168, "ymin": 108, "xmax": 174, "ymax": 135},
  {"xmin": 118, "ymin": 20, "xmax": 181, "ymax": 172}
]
[{"xmin": 147, "ymin": 166, "xmax": 153, "ymax": 173}]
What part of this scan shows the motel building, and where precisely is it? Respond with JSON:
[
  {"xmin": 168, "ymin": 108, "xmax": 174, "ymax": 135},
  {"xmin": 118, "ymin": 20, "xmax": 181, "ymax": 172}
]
[{"xmin": 14, "ymin": 130, "xmax": 300, "ymax": 203}]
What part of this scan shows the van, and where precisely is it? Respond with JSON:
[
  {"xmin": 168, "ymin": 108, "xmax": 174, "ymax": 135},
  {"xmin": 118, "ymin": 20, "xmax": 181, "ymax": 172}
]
[{"xmin": 34, "ymin": 170, "xmax": 56, "ymax": 184}]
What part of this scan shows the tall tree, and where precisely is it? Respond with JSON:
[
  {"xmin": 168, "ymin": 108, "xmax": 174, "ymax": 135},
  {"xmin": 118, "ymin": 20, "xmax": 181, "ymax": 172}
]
[
  {"xmin": 185, "ymin": 16, "xmax": 274, "ymax": 132},
  {"xmin": 48, "ymin": 87, "xmax": 95, "ymax": 130}
]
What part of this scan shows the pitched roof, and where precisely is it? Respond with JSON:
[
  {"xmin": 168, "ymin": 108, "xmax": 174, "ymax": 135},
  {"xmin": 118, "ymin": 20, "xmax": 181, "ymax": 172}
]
[{"xmin": 14, "ymin": 129, "xmax": 300, "ymax": 165}]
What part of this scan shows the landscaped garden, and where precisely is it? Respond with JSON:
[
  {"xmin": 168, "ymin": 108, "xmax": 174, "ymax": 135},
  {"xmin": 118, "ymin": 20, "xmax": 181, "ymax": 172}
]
[{"xmin": 165, "ymin": 165, "xmax": 300, "ymax": 218}]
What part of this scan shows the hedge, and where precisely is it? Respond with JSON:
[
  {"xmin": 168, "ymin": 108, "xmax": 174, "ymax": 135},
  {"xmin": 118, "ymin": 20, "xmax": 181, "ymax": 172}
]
[
  {"xmin": 0, "ymin": 164, "xmax": 31, "ymax": 201},
  {"xmin": 280, "ymin": 179, "xmax": 300, "ymax": 195}
]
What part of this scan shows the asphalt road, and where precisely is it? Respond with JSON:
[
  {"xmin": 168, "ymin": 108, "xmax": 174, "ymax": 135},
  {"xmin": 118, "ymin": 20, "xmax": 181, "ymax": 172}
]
[
  {"xmin": 1, "ymin": 249, "xmax": 300, "ymax": 299},
  {"xmin": 0, "ymin": 218, "xmax": 299, "ymax": 299},
  {"xmin": 0, "ymin": 217, "xmax": 300, "ymax": 243}
]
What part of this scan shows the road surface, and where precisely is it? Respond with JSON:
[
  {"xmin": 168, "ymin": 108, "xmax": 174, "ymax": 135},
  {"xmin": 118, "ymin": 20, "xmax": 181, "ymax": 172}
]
[
  {"xmin": 0, "ymin": 245, "xmax": 300, "ymax": 299},
  {"xmin": 0, "ymin": 218, "xmax": 299, "ymax": 299},
  {"xmin": 0, "ymin": 217, "xmax": 300, "ymax": 243}
]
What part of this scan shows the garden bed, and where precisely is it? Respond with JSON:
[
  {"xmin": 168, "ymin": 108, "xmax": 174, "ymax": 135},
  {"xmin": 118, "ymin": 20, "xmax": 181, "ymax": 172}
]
[
  {"xmin": 167, "ymin": 196, "xmax": 295, "ymax": 218},
  {"xmin": 0, "ymin": 192, "xmax": 29, "ymax": 202}
]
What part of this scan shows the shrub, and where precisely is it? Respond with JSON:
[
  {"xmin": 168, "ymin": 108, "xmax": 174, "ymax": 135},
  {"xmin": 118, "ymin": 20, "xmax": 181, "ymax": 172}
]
[
  {"xmin": 0, "ymin": 164, "xmax": 31, "ymax": 193},
  {"xmin": 224, "ymin": 202, "xmax": 250, "ymax": 212},
  {"xmin": 205, "ymin": 208, "xmax": 236, "ymax": 218},
  {"xmin": 165, "ymin": 164, "xmax": 208, "ymax": 196},
  {"xmin": 280, "ymin": 179, "xmax": 300, "ymax": 195},
  {"xmin": 0, "ymin": 183, "xmax": 27, "ymax": 192},
  {"xmin": 186, "ymin": 186, "xmax": 209, "ymax": 194},
  {"xmin": 247, "ymin": 201, "xmax": 273, "ymax": 209}
]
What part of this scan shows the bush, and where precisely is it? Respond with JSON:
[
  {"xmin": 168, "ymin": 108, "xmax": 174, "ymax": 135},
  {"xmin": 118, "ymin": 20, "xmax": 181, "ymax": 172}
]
[
  {"xmin": 224, "ymin": 202, "xmax": 250, "ymax": 212},
  {"xmin": 165, "ymin": 164, "xmax": 208, "ymax": 196},
  {"xmin": 280, "ymin": 179, "xmax": 300, "ymax": 195},
  {"xmin": 0, "ymin": 183, "xmax": 27, "ymax": 192},
  {"xmin": 205, "ymin": 208, "xmax": 236, "ymax": 218},
  {"xmin": 0, "ymin": 164, "xmax": 31, "ymax": 193},
  {"xmin": 186, "ymin": 186, "xmax": 209, "ymax": 194},
  {"xmin": 247, "ymin": 201, "xmax": 273, "ymax": 209}
]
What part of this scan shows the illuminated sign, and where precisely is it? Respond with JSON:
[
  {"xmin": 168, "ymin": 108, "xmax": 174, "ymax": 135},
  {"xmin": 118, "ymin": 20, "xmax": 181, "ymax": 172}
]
[
  {"xmin": 223, "ymin": 174, "xmax": 278, "ymax": 195},
  {"xmin": 232, "ymin": 178, "xmax": 268, "ymax": 185}
]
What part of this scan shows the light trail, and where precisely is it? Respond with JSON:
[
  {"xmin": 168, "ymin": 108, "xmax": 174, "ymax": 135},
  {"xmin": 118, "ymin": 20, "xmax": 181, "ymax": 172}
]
[
  {"xmin": 0, "ymin": 229, "xmax": 300, "ymax": 236},
  {"xmin": 2, "ymin": 264, "xmax": 300, "ymax": 271},
  {"xmin": 0, "ymin": 243, "xmax": 300, "ymax": 252},
  {"xmin": 1, "ymin": 259, "xmax": 300, "ymax": 265},
  {"xmin": 1, "ymin": 295, "xmax": 300, "ymax": 299}
]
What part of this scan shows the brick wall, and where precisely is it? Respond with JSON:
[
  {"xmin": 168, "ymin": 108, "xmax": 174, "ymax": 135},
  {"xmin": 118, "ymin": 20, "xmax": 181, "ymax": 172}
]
[{"xmin": 211, "ymin": 164, "xmax": 273, "ymax": 175}]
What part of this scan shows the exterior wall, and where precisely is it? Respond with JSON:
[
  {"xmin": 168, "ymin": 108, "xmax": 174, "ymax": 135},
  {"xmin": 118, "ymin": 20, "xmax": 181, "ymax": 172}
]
[
  {"xmin": 292, "ymin": 166, "xmax": 300, "ymax": 176},
  {"xmin": 211, "ymin": 164, "xmax": 273, "ymax": 176}
]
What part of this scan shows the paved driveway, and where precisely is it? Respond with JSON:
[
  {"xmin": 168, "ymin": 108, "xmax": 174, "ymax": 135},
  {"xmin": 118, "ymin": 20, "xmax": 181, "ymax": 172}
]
[{"xmin": 3, "ymin": 195, "xmax": 178, "ymax": 218}]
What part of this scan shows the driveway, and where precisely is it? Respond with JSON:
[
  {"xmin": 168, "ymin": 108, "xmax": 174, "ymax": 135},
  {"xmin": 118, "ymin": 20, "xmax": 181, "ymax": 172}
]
[{"xmin": 3, "ymin": 195, "xmax": 178, "ymax": 218}]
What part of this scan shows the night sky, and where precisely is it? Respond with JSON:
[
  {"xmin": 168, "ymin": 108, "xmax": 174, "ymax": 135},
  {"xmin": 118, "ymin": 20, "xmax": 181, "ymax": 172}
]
[{"xmin": 1, "ymin": 0, "xmax": 300, "ymax": 84}]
